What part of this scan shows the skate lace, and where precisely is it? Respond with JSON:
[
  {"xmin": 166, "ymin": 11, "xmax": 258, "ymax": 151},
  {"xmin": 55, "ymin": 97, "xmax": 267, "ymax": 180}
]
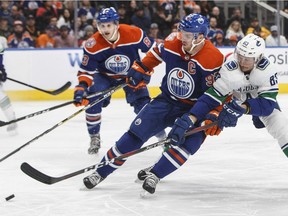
[
  {"xmin": 146, "ymin": 174, "xmax": 159, "ymax": 188},
  {"xmin": 90, "ymin": 135, "xmax": 101, "ymax": 147},
  {"xmin": 88, "ymin": 172, "xmax": 102, "ymax": 185}
]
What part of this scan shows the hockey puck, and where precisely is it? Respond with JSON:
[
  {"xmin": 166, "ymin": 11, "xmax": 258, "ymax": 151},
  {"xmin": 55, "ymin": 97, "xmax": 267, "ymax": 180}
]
[{"xmin": 5, "ymin": 194, "xmax": 15, "ymax": 201}]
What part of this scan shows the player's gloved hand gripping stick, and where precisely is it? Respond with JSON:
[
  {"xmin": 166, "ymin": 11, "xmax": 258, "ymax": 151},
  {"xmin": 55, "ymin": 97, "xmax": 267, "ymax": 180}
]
[
  {"xmin": 0, "ymin": 86, "xmax": 118, "ymax": 127},
  {"xmin": 126, "ymin": 60, "xmax": 153, "ymax": 89}
]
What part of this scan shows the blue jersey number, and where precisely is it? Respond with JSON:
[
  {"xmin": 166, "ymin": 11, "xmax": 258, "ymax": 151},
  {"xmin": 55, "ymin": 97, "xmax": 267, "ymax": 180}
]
[{"xmin": 270, "ymin": 74, "xmax": 278, "ymax": 86}]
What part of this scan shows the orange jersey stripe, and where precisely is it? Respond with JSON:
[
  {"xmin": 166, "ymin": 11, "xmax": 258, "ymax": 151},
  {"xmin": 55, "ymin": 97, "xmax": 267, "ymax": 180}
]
[
  {"xmin": 168, "ymin": 148, "xmax": 185, "ymax": 165},
  {"xmin": 84, "ymin": 24, "xmax": 143, "ymax": 54}
]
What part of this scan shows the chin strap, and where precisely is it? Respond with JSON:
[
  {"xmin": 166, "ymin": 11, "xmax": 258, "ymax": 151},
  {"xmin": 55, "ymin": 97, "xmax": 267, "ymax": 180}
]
[{"xmin": 189, "ymin": 38, "xmax": 205, "ymax": 54}]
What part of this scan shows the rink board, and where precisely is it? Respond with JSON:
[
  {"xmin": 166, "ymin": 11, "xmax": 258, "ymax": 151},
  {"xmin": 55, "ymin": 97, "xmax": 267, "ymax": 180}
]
[{"xmin": 3, "ymin": 47, "xmax": 288, "ymax": 101}]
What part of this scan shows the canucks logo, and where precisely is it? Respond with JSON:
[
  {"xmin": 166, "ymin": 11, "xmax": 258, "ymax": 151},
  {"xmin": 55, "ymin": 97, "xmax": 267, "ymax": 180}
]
[
  {"xmin": 105, "ymin": 55, "xmax": 130, "ymax": 73},
  {"xmin": 167, "ymin": 68, "xmax": 194, "ymax": 99}
]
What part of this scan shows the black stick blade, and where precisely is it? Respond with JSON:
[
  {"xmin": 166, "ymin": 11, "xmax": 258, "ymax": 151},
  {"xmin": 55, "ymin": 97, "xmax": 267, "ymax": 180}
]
[
  {"xmin": 50, "ymin": 81, "xmax": 72, "ymax": 95},
  {"xmin": 21, "ymin": 162, "xmax": 54, "ymax": 184},
  {"xmin": 0, "ymin": 120, "xmax": 7, "ymax": 126}
]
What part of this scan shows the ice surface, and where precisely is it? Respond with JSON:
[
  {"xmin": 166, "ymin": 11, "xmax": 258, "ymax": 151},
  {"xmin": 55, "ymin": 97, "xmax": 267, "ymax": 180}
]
[{"xmin": 1, "ymin": 95, "xmax": 288, "ymax": 216}]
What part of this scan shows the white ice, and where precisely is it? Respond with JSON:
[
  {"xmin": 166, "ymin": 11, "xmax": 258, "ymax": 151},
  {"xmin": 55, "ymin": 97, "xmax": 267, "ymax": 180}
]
[{"xmin": 1, "ymin": 95, "xmax": 288, "ymax": 216}]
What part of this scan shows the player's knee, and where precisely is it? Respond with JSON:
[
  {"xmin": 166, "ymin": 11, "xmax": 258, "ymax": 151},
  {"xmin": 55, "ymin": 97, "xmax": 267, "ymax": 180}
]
[
  {"xmin": 131, "ymin": 97, "xmax": 150, "ymax": 114},
  {"xmin": 115, "ymin": 131, "xmax": 144, "ymax": 153}
]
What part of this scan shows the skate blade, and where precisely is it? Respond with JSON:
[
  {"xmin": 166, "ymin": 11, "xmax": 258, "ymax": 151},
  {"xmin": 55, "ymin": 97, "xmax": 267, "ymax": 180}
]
[
  {"xmin": 140, "ymin": 190, "xmax": 152, "ymax": 198},
  {"xmin": 134, "ymin": 179, "xmax": 143, "ymax": 184}
]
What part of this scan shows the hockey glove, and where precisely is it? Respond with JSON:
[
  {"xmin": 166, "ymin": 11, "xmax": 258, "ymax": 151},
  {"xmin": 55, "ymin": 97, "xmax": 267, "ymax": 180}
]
[
  {"xmin": 168, "ymin": 113, "xmax": 194, "ymax": 146},
  {"xmin": 73, "ymin": 83, "xmax": 89, "ymax": 107},
  {"xmin": 0, "ymin": 66, "xmax": 7, "ymax": 82},
  {"xmin": 218, "ymin": 100, "xmax": 246, "ymax": 130},
  {"xmin": 203, "ymin": 109, "xmax": 221, "ymax": 136},
  {"xmin": 126, "ymin": 60, "xmax": 153, "ymax": 89}
]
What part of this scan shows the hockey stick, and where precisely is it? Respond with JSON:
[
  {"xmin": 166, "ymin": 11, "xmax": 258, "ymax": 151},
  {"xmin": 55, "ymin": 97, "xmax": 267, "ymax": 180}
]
[
  {"xmin": 0, "ymin": 83, "xmax": 127, "ymax": 163},
  {"xmin": 0, "ymin": 85, "xmax": 121, "ymax": 127},
  {"xmin": 7, "ymin": 77, "xmax": 71, "ymax": 95},
  {"xmin": 20, "ymin": 121, "xmax": 218, "ymax": 185}
]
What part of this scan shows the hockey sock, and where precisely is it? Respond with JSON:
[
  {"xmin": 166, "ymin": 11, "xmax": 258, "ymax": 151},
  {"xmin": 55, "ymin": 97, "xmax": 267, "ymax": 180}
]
[
  {"xmin": 97, "ymin": 131, "xmax": 143, "ymax": 177},
  {"xmin": 86, "ymin": 112, "xmax": 101, "ymax": 134},
  {"xmin": 152, "ymin": 145, "xmax": 189, "ymax": 179}
]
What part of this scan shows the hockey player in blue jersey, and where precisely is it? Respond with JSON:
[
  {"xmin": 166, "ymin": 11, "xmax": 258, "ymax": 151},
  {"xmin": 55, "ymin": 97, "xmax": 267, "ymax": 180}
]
[
  {"xmin": 82, "ymin": 13, "xmax": 225, "ymax": 193},
  {"xmin": 73, "ymin": 7, "xmax": 165, "ymax": 154}
]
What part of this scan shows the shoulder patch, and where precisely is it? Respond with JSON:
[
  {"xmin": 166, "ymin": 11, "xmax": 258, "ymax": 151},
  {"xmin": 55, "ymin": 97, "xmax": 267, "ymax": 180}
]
[
  {"xmin": 165, "ymin": 32, "xmax": 177, "ymax": 41},
  {"xmin": 256, "ymin": 57, "xmax": 270, "ymax": 70},
  {"xmin": 143, "ymin": 36, "xmax": 152, "ymax": 48},
  {"xmin": 85, "ymin": 38, "xmax": 96, "ymax": 48},
  {"xmin": 224, "ymin": 60, "xmax": 238, "ymax": 71}
]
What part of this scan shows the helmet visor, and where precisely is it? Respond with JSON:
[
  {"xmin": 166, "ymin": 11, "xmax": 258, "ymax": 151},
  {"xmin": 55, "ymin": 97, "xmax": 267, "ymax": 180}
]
[
  {"xmin": 235, "ymin": 50, "xmax": 255, "ymax": 64},
  {"xmin": 177, "ymin": 30, "xmax": 199, "ymax": 41}
]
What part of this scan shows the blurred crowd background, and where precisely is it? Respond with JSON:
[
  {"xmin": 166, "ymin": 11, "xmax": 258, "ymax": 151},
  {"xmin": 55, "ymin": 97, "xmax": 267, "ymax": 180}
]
[{"xmin": 0, "ymin": 0, "xmax": 287, "ymax": 49}]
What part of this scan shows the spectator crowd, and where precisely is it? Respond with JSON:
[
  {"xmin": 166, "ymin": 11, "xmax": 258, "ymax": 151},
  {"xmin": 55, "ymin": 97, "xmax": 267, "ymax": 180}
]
[{"xmin": 0, "ymin": 0, "xmax": 287, "ymax": 48}]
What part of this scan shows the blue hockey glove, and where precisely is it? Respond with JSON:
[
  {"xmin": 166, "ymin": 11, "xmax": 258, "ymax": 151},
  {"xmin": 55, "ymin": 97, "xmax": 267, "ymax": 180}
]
[
  {"xmin": 218, "ymin": 100, "xmax": 246, "ymax": 130},
  {"xmin": 0, "ymin": 66, "xmax": 7, "ymax": 82},
  {"xmin": 73, "ymin": 83, "xmax": 89, "ymax": 107},
  {"xmin": 168, "ymin": 113, "xmax": 194, "ymax": 146},
  {"xmin": 126, "ymin": 60, "xmax": 153, "ymax": 89}
]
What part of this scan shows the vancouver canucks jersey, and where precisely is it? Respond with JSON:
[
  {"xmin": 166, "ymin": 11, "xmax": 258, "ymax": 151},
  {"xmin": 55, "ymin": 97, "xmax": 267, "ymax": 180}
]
[
  {"xmin": 191, "ymin": 54, "xmax": 279, "ymax": 120},
  {"xmin": 212, "ymin": 54, "xmax": 278, "ymax": 103}
]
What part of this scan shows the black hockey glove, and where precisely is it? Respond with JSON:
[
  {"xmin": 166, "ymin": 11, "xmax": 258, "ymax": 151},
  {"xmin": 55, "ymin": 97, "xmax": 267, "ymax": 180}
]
[{"xmin": 0, "ymin": 66, "xmax": 7, "ymax": 82}]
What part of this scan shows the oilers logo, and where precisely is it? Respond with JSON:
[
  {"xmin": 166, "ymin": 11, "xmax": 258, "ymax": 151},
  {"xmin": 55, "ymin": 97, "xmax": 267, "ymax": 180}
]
[
  {"xmin": 167, "ymin": 68, "xmax": 194, "ymax": 99},
  {"xmin": 105, "ymin": 55, "xmax": 130, "ymax": 73}
]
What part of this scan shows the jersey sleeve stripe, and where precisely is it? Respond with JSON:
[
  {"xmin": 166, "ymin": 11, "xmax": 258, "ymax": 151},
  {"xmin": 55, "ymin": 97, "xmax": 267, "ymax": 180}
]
[
  {"xmin": 204, "ymin": 92, "xmax": 223, "ymax": 105},
  {"xmin": 150, "ymin": 47, "xmax": 163, "ymax": 62}
]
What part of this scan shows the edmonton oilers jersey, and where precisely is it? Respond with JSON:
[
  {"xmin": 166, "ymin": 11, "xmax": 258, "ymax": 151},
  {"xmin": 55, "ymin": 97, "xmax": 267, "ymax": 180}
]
[
  {"xmin": 80, "ymin": 24, "xmax": 153, "ymax": 79},
  {"xmin": 157, "ymin": 34, "xmax": 224, "ymax": 105}
]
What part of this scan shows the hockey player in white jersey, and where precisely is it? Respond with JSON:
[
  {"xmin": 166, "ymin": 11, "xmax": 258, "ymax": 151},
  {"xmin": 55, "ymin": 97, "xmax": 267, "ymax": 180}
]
[
  {"xmin": 177, "ymin": 32, "xmax": 288, "ymax": 158},
  {"xmin": 137, "ymin": 33, "xmax": 288, "ymax": 194},
  {"xmin": 0, "ymin": 36, "xmax": 17, "ymax": 135}
]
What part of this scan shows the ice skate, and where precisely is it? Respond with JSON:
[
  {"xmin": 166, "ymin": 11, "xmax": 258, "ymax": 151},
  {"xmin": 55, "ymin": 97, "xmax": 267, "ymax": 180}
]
[
  {"xmin": 7, "ymin": 122, "xmax": 18, "ymax": 136},
  {"xmin": 142, "ymin": 171, "xmax": 160, "ymax": 194},
  {"xmin": 83, "ymin": 171, "xmax": 105, "ymax": 189},
  {"xmin": 88, "ymin": 133, "xmax": 101, "ymax": 154},
  {"xmin": 137, "ymin": 166, "xmax": 154, "ymax": 181}
]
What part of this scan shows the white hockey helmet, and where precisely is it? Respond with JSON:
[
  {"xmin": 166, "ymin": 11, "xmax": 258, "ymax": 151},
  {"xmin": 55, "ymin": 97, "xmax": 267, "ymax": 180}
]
[{"xmin": 235, "ymin": 33, "xmax": 265, "ymax": 63}]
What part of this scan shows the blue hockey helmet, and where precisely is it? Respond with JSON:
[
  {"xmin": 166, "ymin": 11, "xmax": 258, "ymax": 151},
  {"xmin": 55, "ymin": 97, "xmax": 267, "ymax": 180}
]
[
  {"xmin": 96, "ymin": 7, "xmax": 119, "ymax": 23},
  {"xmin": 178, "ymin": 14, "xmax": 210, "ymax": 38}
]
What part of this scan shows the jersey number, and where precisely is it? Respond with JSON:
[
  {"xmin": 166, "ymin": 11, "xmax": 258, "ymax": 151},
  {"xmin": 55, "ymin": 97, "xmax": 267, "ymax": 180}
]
[{"xmin": 270, "ymin": 74, "xmax": 278, "ymax": 86}]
